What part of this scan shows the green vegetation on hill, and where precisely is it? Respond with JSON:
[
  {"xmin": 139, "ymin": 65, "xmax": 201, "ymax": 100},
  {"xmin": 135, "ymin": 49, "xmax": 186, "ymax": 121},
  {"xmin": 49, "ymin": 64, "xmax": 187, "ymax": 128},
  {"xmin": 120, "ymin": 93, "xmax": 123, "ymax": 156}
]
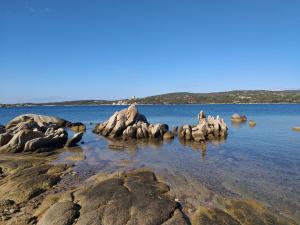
[
  {"xmin": 135, "ymin": 90, "xmax": 300, "ymax": 104},
  {"xmin": 1, "ymin": 90, "xmax": 300, "ymax": 107}
]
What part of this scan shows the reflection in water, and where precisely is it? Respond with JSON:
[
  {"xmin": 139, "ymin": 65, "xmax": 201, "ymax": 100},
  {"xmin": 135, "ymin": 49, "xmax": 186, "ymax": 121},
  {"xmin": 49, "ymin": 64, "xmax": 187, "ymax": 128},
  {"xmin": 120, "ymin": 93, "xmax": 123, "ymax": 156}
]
[
  {"xmin": 179, "ymin": 137, "xmax": 227, "ymax": 160},
  {"xmin": 107, "ymin": 138, "xmax": 164, "ymax": 152},
  {"xmin": 231, "ymin": 121, "xmax": 247, "ymax": 128},
  {"xmin": 104, "ymin": 136, "xmax": 228, "ymax": 161}
]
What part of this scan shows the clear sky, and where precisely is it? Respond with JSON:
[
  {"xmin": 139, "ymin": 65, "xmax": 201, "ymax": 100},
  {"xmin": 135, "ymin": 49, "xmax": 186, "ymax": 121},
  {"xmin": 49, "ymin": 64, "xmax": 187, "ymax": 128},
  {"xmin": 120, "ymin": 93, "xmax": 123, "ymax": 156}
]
[{"xmin": 0, "ymin": 0, "xmax": 299, "ymax": 103}]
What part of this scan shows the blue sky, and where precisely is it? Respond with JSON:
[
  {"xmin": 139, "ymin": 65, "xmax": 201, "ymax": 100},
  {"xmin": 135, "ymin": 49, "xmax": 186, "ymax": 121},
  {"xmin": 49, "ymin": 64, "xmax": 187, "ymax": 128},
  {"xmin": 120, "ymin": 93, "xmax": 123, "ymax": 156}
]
[{"xmin": 0, "ymin": 0, "xmax": 299, "ymax": 103}]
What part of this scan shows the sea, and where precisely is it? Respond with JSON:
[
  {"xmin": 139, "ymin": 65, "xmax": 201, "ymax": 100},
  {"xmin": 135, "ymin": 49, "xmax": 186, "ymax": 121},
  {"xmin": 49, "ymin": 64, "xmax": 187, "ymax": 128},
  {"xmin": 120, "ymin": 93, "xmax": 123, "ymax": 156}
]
[{"xmin": 0, "ymin": 104, "xmax": 299, "ymax": 220}]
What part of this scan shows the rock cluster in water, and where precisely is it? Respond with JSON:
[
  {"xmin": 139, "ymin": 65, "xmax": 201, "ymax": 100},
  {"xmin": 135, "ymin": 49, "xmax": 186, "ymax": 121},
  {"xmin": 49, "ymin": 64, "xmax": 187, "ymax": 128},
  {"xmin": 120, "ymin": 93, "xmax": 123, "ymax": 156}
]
[
  {"xmin": 177, "ymin": 111, "xmax": 228, "ymax": 142},
  {"xmin": 0, "ymin": 114, "xmax": 85, "ymax": 153},
  {"xmin": 93, "ymin": 104, "xmax": 170, "ymax": 140}
]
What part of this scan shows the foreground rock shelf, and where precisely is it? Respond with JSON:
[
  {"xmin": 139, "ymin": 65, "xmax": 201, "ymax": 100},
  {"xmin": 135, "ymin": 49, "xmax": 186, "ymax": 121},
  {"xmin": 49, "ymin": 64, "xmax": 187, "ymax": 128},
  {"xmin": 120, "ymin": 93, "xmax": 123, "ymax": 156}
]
[
  {"xmin": 0, "ymin": 114, "xmax": 85, "ymax": 153},
  {"xmin": 0, "ymin": 153, "xmax": 297, "ymax": 225}
]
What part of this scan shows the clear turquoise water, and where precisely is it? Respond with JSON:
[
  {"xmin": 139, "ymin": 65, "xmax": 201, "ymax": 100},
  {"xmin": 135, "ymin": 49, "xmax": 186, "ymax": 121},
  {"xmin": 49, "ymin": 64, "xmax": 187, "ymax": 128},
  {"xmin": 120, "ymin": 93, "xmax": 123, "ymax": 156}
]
[{"xmin": 0, "ymin": 105, "xmax": 300, "ymax": 219}]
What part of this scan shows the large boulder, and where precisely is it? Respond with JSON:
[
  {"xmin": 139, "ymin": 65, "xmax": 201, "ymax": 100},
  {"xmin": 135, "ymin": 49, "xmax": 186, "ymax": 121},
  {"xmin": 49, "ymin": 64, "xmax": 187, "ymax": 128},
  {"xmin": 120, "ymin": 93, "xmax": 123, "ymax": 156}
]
[
  {"xmin": 178, "ymin": 111, "xmax": 228, "ymax": 142},
  {"xmin": 0, "ymin": 114, "xmax": 84, "ymax": 153},
  {"xmin": 93, "ymin": 104, "xmax": 169, "ymax": 140},
  {"xmin": 0, "ymin": 130, "xmax": 44, "ymax": 153},
  {"xmin": 24, "ymin": 128, "xmax": 68, "ymax": 152},
  {"xmin": 5, "ymin": 114, "xmax": 71, "ymax": 130}
]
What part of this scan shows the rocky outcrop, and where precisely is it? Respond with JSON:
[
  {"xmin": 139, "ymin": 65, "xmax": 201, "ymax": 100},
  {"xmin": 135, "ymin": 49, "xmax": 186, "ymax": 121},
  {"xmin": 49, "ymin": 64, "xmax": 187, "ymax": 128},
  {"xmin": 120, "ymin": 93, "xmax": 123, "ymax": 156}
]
[
  {"xmin": 36, "ymin": 169, "xmax": 190, "ymax": 225},
  {"xmin": 231, "ymin": 113, "xmax": 247, "ymax": 122},
  {"xmin": 37, "ymin": 201, "xmax": 80, "ymax": 225},
  {"xmin": 93, "ymin": 104, "xmax": 169, "ymax": 140},
  {"xmin": 0, "ymin": 114, "xmax": 84, "ymax": 153},
  {"xmin": 5, "ymin": 114, "xmax": 71, "ymax": 130},
  {"xmin": 178, "ymin": 111, "xmax": 228, "ymax": 142}
]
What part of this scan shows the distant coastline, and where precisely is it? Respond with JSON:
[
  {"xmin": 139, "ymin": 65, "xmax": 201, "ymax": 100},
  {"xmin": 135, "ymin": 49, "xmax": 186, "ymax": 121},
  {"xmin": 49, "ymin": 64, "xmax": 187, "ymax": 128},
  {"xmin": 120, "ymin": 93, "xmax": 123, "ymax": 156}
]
[{"xmin": 1, "ymin": 90, "xmax": 300, "ymax": 107}]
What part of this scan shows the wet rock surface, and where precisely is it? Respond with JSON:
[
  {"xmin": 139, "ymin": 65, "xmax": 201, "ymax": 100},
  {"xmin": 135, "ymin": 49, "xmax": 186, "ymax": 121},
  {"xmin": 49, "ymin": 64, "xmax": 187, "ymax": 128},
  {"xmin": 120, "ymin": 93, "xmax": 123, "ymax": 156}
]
[
  {"xmin": 0, "ymin": 114, "xmax": 84, "ymax": 153},
  {"xmin": 93, "ymin": 104, "xmax": 169, "ymax": 140}
]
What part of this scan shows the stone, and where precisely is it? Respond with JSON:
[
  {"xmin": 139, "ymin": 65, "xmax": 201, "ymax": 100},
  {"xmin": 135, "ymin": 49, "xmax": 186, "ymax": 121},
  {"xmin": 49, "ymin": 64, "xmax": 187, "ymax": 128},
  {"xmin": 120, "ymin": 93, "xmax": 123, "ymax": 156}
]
[
  {"xmin": 231, "ymin": 113, "xmax": 247, "ymax": 122},
  {"xmin": 70, "ymin": 169, "xmax": 189, "ymax": 225},
  {"xmin": 94, "ymin": 104, "xmax": 168, "ymax": 140},
  {"xmin": 37, "ymin": 201, "xmax": 79, "ymax": 225},
  {"xmin": 0, "ymin": 130, "xmax": 44, "ymax": 153},
  {"xmin": 292, "ymin": 127, "xmax": 300, "ymax": 132},
  {"xmin": 69, "ymin": 122, "xmax": 86, "ymax": 133},
  {"xmin": 0, "ymin": 114, "xmax": 85, "ymax": 153},
  {"xmin": 65, "ymin": 132, "xmax": 83, "ymax": 147},
  {"xmin": 24, "ymin": 128, "xmax": 68, "ymax": 152},
  {"xmin": 0, "ymin": 132, "xmax": 13, "ymax": 146},
  {"xmin": 249, "ymin": 120, "xmax": 256, "ymax": 127},
  {"xmin": 163, "ymin": 131, "xmax": 175, "ymax": 140},
  {"xmin": 5, "ymin": 114, "xmax": 71, "ymax": 130},
  {"xmin": 0, "ymin": 125, "xmax": 5, "ymax": 134},
  {"xmin": 178, "ymin": 111, "xmax": 228, "ymax": 142}
]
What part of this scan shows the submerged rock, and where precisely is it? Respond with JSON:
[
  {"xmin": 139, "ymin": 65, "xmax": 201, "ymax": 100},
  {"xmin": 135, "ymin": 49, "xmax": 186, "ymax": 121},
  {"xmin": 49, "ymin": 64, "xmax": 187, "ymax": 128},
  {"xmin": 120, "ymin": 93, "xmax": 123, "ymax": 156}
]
[
  {"xmin": 0, "ymin": 114, "xmax": 84, "ymax": 153},
  {"xmin": 192, "ymin": 207, "xmax": 241, "ymax": 225},
  {"xmin": 292, "ymin": 127, "xmax": 300, "ymax": 132},
  {"xmin": 249, "ymin": 120, "xmax": 256, "ymax": 127},
  {"xmin": 163, "ymin": 131, "xmax": 175, "ymax": 140},
  {"xmin": 69, "ymin": 122, "xmax": 86, "ymax": 133},
  {"xmin": 93, "ymin": 104, "xmax": 169, "ymax": 140},
  {"xmin": 231, "ymin": 113, "xmax": 247, "ymax": 122},
  {"xmin": 178, "ymin": 111, "xmax": 228, "ymax": 142}
]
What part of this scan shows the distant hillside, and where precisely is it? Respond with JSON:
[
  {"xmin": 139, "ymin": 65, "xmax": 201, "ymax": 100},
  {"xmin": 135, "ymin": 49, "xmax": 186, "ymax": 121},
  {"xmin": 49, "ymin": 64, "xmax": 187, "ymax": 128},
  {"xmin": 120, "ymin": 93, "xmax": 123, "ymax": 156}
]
[
  {"xmin": 135, "ymin": 90, "xmax": 300, "ymax": 104},
  {"xmin": 1, "ymin": 90, "xmax": 300, "ymax": 107}
]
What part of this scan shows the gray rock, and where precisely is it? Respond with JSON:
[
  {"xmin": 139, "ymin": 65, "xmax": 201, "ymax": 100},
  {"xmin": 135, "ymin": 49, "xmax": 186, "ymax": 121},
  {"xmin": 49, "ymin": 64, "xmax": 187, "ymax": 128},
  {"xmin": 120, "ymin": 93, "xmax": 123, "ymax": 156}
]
[
  {"xmin": 6, "ymin": 114, "xmax": 71, "ymax": 130},
  {"xmin": 24, "ymin": 129, "xmax": 68, "ymax": 152},
  {"xmin": 0, "ymin": 130, "xmax": 44, "ymax": 153},
  {"xmin": 72, "ymin": 170, "xmax": 189, "ymax": 225},
  {"xmin": 178, "ymin": 111, "xmax": 228, "ymax": 142},
  {"xmin": 37, "ymin": 201, "xmax": 79, "ymax": 225},
  {"xmin": 0, "ymin": 132, "xmax": 13, "ymax": 147},
  {"xmin": 94, "ymin": 104, "xmax": 168, "ymax": 140},
  {"xmin": 163, "ymin": 131, "xmax": 175, "ymax": 140},
  {"xmin": 65, "ymin": 132, "xmax": 83, "ymax": 147},
  {"xmin": 0, "ymin": 125, "xmax": 5, "ymax": 134}
]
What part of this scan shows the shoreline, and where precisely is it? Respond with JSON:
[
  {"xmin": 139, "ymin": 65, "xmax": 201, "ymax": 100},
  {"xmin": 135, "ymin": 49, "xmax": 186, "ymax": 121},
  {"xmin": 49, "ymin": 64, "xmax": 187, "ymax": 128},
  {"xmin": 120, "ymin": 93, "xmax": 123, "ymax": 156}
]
[{"xmin": 2, "ymin": 102, "xmax": 300, "ymax": 108}]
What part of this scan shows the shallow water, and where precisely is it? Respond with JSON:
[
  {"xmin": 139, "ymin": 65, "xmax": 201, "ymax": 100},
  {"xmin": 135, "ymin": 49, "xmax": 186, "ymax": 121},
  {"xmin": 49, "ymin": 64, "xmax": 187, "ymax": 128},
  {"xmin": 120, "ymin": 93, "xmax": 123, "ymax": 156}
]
[{"xmin": 1, "ymin": 104, "xmax": 300, "ymax": 220}]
